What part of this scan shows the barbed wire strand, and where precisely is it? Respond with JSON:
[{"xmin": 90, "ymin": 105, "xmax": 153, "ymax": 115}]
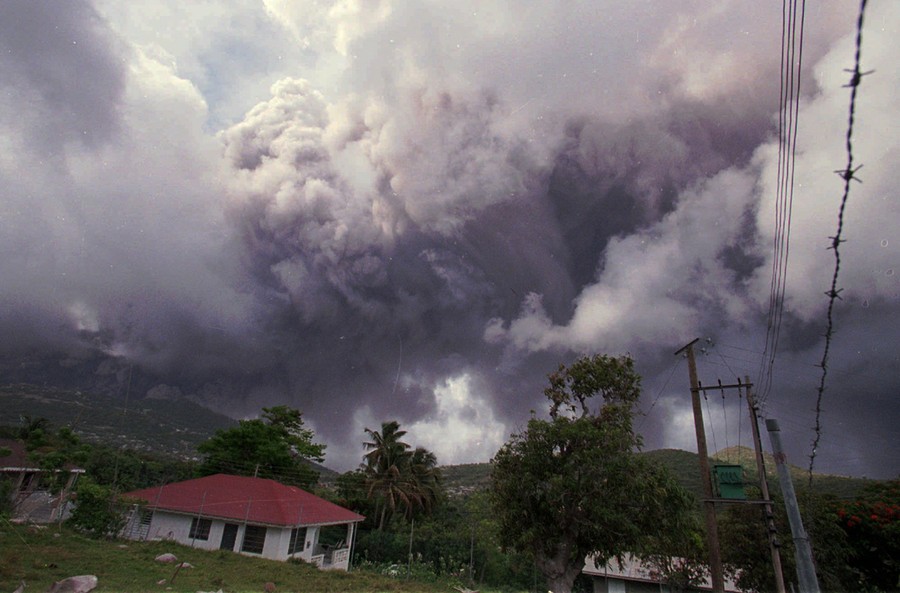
[{"xmin": 809, "ymin": 0, "xmax": 870, "ymax": 490}]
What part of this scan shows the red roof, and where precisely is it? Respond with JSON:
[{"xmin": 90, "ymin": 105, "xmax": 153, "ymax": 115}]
[
  {"xmin": 0, "ymin": 438, "xmax": 84, "ymax": 473},
  {"xmin": 123, "ymin": 474, "xmax": 364, "ymax": 527},
  {"xmin": 0, "ymin": 439, "xmax": 32, "ymax": 470}
]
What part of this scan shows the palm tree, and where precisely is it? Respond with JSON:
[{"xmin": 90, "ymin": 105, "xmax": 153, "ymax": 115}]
[
  {"xmin": 363, "ymin": 421, "xmax": 412, "ymax": 530},
  {"xmin": 362, "ymin": 421, "xmax": 442, "ymax": 529},
  {"xmin": 407, "ymin": 446, "xmax": 442, "ymax": 517}
]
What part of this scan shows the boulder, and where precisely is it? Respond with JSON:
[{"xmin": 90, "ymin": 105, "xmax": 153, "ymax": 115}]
[
  {"xmin": 44, "ymin": 575, "xmax": 98, "ymax": 593},
  {"xmin": 155, "ymin": 553, "xmax": 178, "ymax": 563}
]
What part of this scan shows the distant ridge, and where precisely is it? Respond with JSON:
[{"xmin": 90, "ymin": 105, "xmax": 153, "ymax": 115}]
[
  {"xmin": 0, "ymin": 383, "xmax": 342, "ymax": 483},
  {"xmin": 440, "ymin": 447, "xmax": 877, "ymax": 501},
  {"xmin": 0, "ymin": 383, "xmax": 237, "ymax": 458},
  {"xmin": 1, "ymin": 384, "xmax": 877, "ymax": 496}
]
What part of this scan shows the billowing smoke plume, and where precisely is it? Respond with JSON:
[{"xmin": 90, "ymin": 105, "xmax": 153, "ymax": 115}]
[{"xmin": 0, "ymin": 0, "xmax": 897, "ymax": 475}]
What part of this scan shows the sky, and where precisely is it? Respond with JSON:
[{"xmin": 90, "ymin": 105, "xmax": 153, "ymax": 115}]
[{"xmin": 0, "ymin": 1, "xmax": 897, "ymax": 478}]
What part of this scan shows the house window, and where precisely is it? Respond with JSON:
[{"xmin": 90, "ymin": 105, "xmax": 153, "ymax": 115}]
[
  {"xmin": 241, "ymin": 525, "xmax": 267, "ymax": 554},
  {"xmin": 289, "ymin": 527, "xmax": 305, "ymax": 555},
  {"xmin": 189, "ymin": 517, "xmax": 212, "ymax": 541}
]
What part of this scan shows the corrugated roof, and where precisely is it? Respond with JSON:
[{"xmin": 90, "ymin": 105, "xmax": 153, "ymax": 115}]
[{"xmin": 123, "ymin": 474, "xmax": 364, "ymax": 527}]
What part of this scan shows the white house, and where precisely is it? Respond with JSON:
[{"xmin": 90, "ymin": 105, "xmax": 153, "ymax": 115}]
[
  {"xmin": 583, "ymin": 554, "xmax": 741, "ymax": 593},
  {"xmin": 121, "ymin": 474, "xmax": 364, "ymax": 570}
]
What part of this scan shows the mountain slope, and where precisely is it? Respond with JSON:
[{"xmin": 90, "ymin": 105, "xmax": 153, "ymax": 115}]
[
  {"xmin": 440, "ymin": 447, "xmax": 877, "ymax": 501},
  {"xmin": 0, "ymin": 383, "xmax": 237, "ymax": 457}
]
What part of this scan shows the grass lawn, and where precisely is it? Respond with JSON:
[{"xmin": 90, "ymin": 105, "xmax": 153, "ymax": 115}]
[{"xmin": 0, "ymin": 522, "xmax": 458, "ymax": 593}]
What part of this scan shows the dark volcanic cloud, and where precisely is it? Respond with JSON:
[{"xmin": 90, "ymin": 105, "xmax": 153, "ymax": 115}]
[{"xmin": 0, "ymin": 0, "xmax": 897, "ymax": 475}]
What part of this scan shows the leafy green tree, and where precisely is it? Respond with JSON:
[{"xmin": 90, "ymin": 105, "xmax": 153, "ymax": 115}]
[
  {"xmin": 720, "ymin": 487, "xmax": 856, "ymax": 592},
  {"xmin": 362, "ymin": 420, "xmax": 443, "ymax": 529},
  {"xmin": 68, "ymin": 478, "xmax": 127, "ymax": 537},
  {"xmin": 719, "ymin": 486, "xmax": 796, "ymax": 593},
  {"xmin": 18, "ymin": 414, "xmax": 50, "ymax": 444},
  {"xmin": 23, "ymin": 424, "xmax": 91, "ymax": 494},
  {"xmin": 833, "ymin": 479, "xmax": 900, "ymax": 591},
  {"xmin": 491, "ymin": 354, "xmax": 699, "ymax": 593},
  {"xmin": 197, "ymin": 405, "xmax": 325, "ymax": 488},
  {"xmin": 333, "ymin": 468, "xmax": 377, "ymax": 521},
  {"xmin": 82, "ymin": 445, "xmax": 195, "ymax": 492}
]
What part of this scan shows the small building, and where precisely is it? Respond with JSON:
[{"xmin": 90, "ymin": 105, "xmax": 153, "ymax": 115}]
[
  {"xmin": 0, "ymin": 438, "xmax": 84, "ymax": 523},
  {"xmin": 121, "ymin": 474, "xmax": 364, "ymax": 570},
  {"xmin": 583, "ymin": 554, "xmax": 741, "ymax": 593}
]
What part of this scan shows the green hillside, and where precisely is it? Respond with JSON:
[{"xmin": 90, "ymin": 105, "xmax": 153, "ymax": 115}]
[
  {"xmin": 1, "ymin": 383, "xmax": 875, "ymax": 496},
  {"xmin": 629, "ymin": 447, "xmax": 875, "ymax": 503},
  {"xmin": 441, "ymin": 462, "xmax": 493, "ymax": 495},
  {"xmin": 0, "ymin": 383, "xmax": 340, "ymax": 482},
  {"xmin": 0, "ymin": 383, "xmax": 237, "ymax": 458},
  {"xmin": 439, "ymin": 447, "xmax": 877, "ymax": 503}
]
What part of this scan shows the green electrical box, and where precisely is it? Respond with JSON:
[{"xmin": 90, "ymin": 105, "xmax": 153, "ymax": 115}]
[{"xmin": 713, "ymin": 464, "xmax": 746, "ymax": 500}]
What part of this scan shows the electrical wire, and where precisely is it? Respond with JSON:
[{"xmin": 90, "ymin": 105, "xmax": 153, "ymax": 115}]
[
  {"xmin": 758, "ymin": 0, "xmax": 807, "ymax": 408},
  {"xmin": 637, "ymin": 358, "xmax": 683, "ymax": 430}
]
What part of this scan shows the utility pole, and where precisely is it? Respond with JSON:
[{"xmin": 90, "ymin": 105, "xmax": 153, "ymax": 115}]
[
  {"xmin": 746, "ymin": 380, "xmax": 786, "ymax": 593},
  {"xmin": 766, "ymin": 419, "xmax": 820, "ymax": 593},
  {"xmin": 675, "ymin": 338, "xmax": 725, "ymax": 593},
  {"xmin": 406, "ymin": 518, "xmax": 415, "ymax": 579}
]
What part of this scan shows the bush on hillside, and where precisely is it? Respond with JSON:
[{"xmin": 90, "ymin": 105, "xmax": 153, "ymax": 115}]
[{"xmin": 68, "ymin": 478, "xmax": 127, "ymax": 538}]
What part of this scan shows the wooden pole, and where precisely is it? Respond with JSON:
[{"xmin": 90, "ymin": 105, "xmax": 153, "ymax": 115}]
[
  {"xmin": 676, "ymin": 339, "xmax": 725, "ymax": 593},
  {"xmin": 746, "ymin": 379, "xmax": 786, "ymax": 593},
  {"xmin": 406, "ymin": 518, "xmax": 414, "ymax": 579}
]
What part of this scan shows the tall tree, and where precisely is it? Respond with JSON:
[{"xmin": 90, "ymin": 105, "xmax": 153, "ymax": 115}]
[
  {"xmin": 407, "ymin": 446, "xmax": 442, "ymax": 517},
  {"xmin": 197, "ymin": 405, "xmax": 325, "ymax": 488},
  {"xmin": 362, "ymin": 420, "xmax": 442, "ymax": 529},
  {"xmin": 491, "ymin": 354, "xmax": 699, "ymax": 593},
  {"xmin": 833, "ymin": 479, "xmax": 900, "ymax": 591}
]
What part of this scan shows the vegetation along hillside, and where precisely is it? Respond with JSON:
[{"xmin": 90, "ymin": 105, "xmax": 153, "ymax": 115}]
[
  {"xmin": 0, "ymin": 383, "xmax": 237, "ymax": 458},
  {"xmin": 442, "ymin": 447, "xmax": 877, "ymax": 503}
]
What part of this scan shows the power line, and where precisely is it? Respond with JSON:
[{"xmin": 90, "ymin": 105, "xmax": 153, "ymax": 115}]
[
  {"xmin": 758, "ymin": 0, "xmax": 808, "ymax": 408},
  {"xmin": 638, "ymin": 358, "xmax": 683, "ymax": 430},
  {"xmin": 716, "ymin": 342, "xmax": 765, "ymax": 356}
]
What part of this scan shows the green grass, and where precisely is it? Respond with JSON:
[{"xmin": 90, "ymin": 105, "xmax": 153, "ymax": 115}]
[{"xmin": 0, "ymin": 522, "xmax": 459, "ymax": 593}]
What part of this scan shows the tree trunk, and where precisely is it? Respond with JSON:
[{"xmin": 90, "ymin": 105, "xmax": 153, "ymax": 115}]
[{"xmin": 535, "ymin": 540, "xmax": 585, "ymax": 593}]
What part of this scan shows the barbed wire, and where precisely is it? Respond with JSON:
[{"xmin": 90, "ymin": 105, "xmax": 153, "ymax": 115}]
[{"xmin": 809, "ymin": 0, "xmax": 871, "ymax": 490}]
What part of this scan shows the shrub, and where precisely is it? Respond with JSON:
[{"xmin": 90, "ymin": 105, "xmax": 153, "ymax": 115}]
[{"xmin": 67, "ymin": 478, "xmax": 126, "ymax": 537}]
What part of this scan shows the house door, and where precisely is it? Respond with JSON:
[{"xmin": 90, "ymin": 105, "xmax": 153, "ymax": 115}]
[{"xmin": 220, "ymin": 523, "xmax": 238, "ymax": 551}]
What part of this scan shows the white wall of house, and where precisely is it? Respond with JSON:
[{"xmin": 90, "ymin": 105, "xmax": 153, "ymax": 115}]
[
  {"xmin": 138, "ymin": 511, "xmax": 279, "ymax": 559},
  {"xmin": 125, "ymin": 509, "xmax": 356, "ymax": 569}
]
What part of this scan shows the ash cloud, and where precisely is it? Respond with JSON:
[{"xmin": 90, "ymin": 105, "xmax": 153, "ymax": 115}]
[
  {"xmin": 0, "ymin": 0, "xmax": 126, "ymax": 150},
  {"xmin": 0, "ymin": 0, "xmax": 897, "ymax": 476}
]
